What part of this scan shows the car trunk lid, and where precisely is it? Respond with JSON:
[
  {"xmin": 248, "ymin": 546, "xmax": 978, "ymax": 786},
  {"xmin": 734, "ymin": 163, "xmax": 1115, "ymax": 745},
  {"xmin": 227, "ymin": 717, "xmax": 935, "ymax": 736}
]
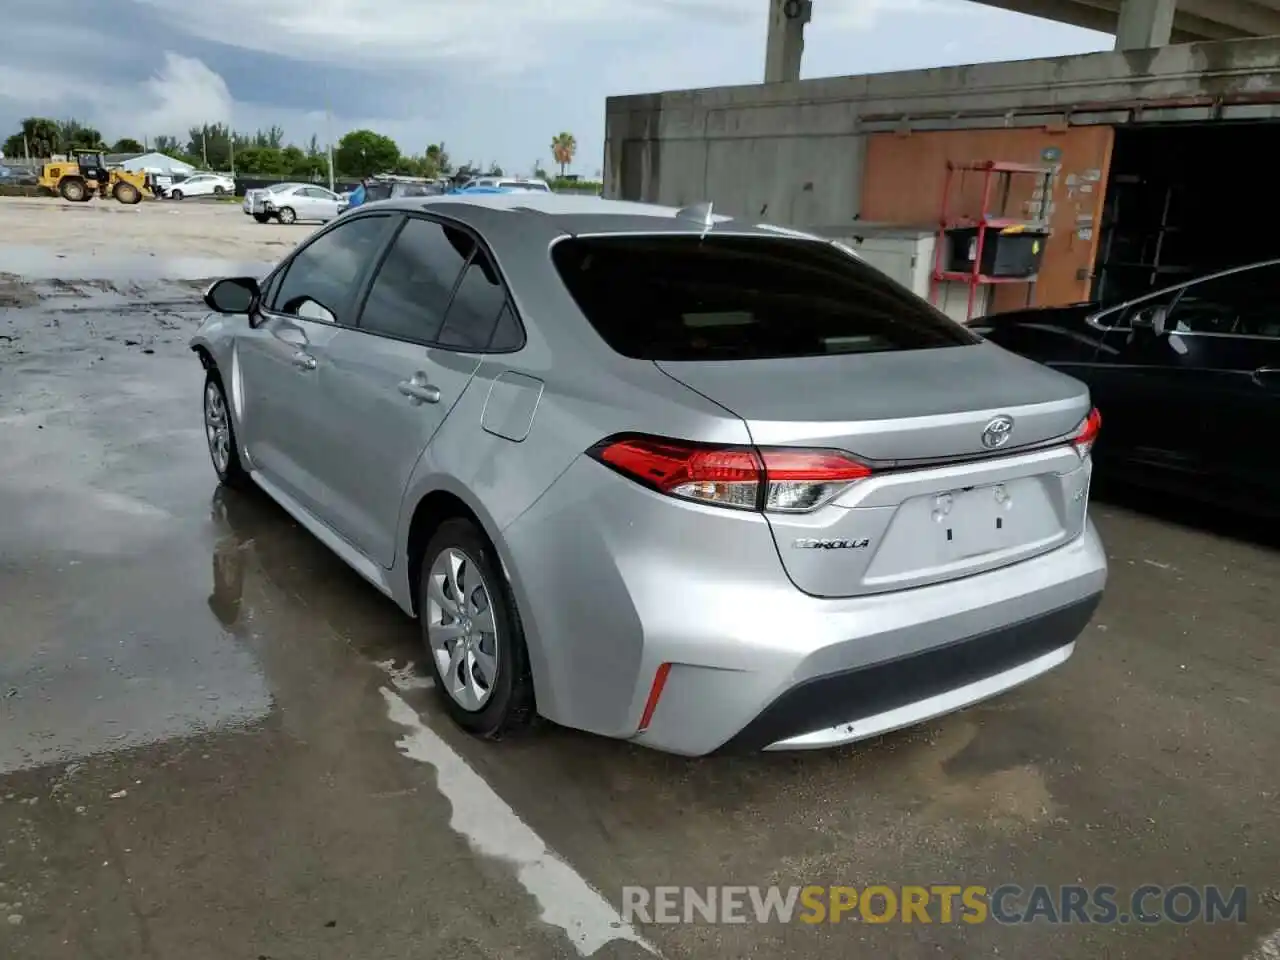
[{"xmin": 657, "ymin": 345, "xmax": 1095, "ymax": 597}]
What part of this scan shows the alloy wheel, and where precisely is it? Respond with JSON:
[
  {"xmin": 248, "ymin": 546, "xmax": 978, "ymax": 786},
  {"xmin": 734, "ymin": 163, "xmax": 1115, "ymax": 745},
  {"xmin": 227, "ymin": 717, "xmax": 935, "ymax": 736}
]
[
  {"xmin": 426, "ymin": 547, "xmax": 499, "ymax": 711},
  {"xmin": 204, "ymin": 381, "xmax": 231, "ymax": 476}
]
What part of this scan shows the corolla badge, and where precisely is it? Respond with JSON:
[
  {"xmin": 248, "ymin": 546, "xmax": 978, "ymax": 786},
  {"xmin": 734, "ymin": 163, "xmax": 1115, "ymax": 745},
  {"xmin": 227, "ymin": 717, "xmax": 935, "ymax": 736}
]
[
  {"xmin": 981, "ymin": 415, "xmax": 1015, "ymax": 450},
  {"xmin": 793, "ymin": 538, "xmax": 871, "ymax": 550}
]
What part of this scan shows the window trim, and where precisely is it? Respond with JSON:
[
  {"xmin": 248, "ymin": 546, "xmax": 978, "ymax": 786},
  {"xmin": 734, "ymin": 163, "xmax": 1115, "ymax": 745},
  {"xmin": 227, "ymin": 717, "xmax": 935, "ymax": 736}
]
[
  {"xmin": 1087, "ymin": 258, "xmax": 1280, "ymax": 339},
  {"xmin": 348, "ymin": 211, "xmax": 527, "ymax": 355},
  {"xmin": 253, "ymin": 211, "xmax": 398, "ymax": 329}
]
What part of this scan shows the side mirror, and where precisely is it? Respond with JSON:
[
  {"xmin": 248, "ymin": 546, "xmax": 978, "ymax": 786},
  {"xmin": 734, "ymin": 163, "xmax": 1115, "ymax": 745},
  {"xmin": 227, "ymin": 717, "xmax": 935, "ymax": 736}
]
[
  {"xmin": 204, "ymin": 277, "xmax": 260, "ymax": 314},
  {"xmin": 1130, "ymin": 304, "xmax": 1168, "ymax": 337}
]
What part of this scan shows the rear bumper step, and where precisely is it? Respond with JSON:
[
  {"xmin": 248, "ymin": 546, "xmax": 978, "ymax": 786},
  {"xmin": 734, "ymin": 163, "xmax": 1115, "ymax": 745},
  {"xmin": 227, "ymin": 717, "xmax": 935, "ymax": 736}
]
[{"xmin": 715, "ymin": 593, "xmax": 1101, "ymax": 754}]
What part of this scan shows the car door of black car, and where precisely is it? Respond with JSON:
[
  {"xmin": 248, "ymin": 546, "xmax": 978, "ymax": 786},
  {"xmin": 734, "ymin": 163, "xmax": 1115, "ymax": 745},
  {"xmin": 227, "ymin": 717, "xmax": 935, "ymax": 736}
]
[
  {"xmin": 1161, "ymin": 262, "xmax": 1280, "ymax": 505},
  {"xmin": 1086, "ymin": 286, "xmax": 1191, "ymax": 477}
]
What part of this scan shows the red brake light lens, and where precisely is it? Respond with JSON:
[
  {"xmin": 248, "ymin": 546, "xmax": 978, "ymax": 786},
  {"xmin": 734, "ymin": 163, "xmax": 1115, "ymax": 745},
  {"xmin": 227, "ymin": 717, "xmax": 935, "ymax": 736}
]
[
  {"xmin": 1072, "ymin": 408, "xmax": 1102, "ymax": 458},
  {"xmin": 589, "ymin": 435, "xmax": 871, "ymax": 513}
]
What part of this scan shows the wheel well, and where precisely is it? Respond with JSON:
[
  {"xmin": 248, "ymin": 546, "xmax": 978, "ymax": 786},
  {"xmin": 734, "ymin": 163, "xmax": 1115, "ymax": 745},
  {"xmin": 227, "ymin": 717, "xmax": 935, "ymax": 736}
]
[
  {"xmin": 406, "ymin": 491, "xmax": 480, "ymax": 617},
  {"xmin": 192, "ymin": 345, "xmax": 214, "ymax": 370}
]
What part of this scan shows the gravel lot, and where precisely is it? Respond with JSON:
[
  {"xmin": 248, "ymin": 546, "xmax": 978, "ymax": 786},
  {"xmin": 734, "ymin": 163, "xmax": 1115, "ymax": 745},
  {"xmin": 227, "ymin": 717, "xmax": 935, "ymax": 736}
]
[
  {"xmin": 0, "ymin": 194, "xmax": 315, "ymax": 260},
  {"xmin": 0, "ymin": 196, "xmax": 1277, "ymax": 960}
]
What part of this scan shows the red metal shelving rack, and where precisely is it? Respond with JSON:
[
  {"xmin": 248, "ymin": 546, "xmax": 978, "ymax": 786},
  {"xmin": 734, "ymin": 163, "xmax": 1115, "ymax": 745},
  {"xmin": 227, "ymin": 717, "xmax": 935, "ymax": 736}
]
[{"xmin": 931, "ymin": 160, "xmax": 1055, "ymax": 322}]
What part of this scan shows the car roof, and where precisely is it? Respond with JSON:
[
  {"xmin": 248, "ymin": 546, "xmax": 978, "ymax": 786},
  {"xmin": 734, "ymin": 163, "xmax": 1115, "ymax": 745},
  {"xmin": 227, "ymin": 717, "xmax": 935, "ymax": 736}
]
[{"xmin": 357, "ymin": 192, "xmax": 798, "ymax": 243}]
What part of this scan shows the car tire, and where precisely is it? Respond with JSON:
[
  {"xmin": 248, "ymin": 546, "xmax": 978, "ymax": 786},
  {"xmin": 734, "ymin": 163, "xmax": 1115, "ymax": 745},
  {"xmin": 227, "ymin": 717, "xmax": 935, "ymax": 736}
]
[
  {"xmin": 203, "ymin": 371, "xmax": 251, "ymax": 490},
  {"xmin": 253, "ymin": 213, "xmax": 270, "ymax": 224},
  {"xmin": 418, "ymin": 518, "xmax": 535, "ymax": 740},
  {"xmin": 277, "ymin": 206, "xmax": 296, "ymax": 225},
  {"xmin": 171, "ymin": 189, "xmax": 184, "ymax": 201},
  {"xmin": 214, "ymin": 185, "xmax": 226, "ymax": 196}
]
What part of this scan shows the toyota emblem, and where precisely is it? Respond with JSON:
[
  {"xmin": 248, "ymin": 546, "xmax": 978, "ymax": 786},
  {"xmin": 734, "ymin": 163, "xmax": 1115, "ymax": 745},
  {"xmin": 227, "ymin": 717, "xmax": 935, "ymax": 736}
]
[{"xmin": 981, "ymin": 415, "xmax": 1015, "ymax": 450}]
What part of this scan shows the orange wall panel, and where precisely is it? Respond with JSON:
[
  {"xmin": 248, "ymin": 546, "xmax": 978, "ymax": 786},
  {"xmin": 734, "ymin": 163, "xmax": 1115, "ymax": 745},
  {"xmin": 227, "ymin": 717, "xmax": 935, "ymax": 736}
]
[{"xmin": 862, "ymin": 127, "xmax": 1115, "ymax": 310}]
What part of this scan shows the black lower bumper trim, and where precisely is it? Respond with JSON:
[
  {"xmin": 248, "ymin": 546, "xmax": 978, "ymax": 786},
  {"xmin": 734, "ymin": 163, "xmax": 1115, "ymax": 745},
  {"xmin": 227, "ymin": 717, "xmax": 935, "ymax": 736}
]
[{"xmin": 716, "ymin": 593, "xmax": 1102, "ymax": 754}]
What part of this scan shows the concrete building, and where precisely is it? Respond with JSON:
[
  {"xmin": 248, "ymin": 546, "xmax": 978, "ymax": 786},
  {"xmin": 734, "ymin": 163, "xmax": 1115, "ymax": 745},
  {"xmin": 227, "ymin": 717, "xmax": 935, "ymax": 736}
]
[{"xmin": 605, "ymin": 1, "xmax": 1280, "ymax": 316}]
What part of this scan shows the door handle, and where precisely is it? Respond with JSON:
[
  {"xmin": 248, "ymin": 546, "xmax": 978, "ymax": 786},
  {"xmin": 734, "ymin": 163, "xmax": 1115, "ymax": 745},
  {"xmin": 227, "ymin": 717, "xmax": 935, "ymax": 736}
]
[
  {"xmin": 398, "ymin": 379, "xmax": 441, "ymax": 404},
  {"xmin": 1253, "ymin": 366, "xmax": 1280, "ymax": 388},
  {"xmin": 292, "ymin": 351, "xmax": 317, "ymax": 370}
]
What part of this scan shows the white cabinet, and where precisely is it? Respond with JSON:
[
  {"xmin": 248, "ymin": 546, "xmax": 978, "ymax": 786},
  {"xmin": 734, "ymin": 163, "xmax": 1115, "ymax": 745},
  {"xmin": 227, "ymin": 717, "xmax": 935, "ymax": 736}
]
[{"xmin": 805, "ymin": 223, "xmax": 989, "ymax": 324}]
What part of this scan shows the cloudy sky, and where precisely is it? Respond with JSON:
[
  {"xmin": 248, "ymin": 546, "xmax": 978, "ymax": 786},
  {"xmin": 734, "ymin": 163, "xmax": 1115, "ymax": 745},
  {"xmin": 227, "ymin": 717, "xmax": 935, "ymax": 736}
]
[{"xmin": 0, "ymin": 0, "xmax": 1110, "ymax": 175}]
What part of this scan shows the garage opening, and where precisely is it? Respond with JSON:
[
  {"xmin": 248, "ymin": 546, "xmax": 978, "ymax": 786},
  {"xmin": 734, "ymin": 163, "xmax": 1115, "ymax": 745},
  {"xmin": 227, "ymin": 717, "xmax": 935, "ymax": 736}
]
[{"xmin": 1093, "ymin": 121, "xmax": 1280, "ymax": 305}]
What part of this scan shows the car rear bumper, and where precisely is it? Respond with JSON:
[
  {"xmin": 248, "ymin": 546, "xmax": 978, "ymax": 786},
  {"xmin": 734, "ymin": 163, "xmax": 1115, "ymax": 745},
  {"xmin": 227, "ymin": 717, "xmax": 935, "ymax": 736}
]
[
  {"xmin": 500, "ymin": 457, "xmax": 1108, "ymax": 757},
  {"xmin": 720, "ymin": 594, "xmax": 1097, "ymax": 752}
]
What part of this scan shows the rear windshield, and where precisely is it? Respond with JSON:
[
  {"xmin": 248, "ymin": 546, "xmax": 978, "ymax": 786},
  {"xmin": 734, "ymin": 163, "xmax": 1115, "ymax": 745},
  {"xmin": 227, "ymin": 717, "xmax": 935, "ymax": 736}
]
[{"xmin": 551, "ymin": 235, "xmax": 979, "ymax": 361}]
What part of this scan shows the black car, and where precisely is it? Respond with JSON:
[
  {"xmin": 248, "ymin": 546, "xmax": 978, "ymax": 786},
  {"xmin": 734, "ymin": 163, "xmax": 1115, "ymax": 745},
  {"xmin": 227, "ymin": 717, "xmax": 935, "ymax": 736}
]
[{"xmin": 976, "ymin": 260, "xmax": 1280, "ymax": 514}]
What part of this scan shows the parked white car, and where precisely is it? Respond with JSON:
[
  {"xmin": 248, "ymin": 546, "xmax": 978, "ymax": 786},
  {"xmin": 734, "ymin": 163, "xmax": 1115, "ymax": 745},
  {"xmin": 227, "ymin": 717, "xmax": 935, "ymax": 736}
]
[
  {"xmin": 168, "ymin": 173, "xmax": 236, "ymax": 200},
  {"xmin": 243, "ymin": 183, "xmax": 342, "ymax": 224}
]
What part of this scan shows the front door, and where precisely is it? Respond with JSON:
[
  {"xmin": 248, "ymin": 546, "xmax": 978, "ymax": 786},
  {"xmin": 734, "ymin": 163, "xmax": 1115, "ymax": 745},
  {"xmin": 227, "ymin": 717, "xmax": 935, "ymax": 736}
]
[
  {"xmin": 235, "ymin": 213, "xmax": 397, "ymax": 518},
  {"xmin": 1162, "ymin": 261, "xmax": 1280, "ymax": 505},
  {"xmin": 1086, "ymin": 287, "xmax": 1200, "ymax": 479},
  {"xmin": 318, "ymin": 216, "xmax": 513, "ymax": 567}
]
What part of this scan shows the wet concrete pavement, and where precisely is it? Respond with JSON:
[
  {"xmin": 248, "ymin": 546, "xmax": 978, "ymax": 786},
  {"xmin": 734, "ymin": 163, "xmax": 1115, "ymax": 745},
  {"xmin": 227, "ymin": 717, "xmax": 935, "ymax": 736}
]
[{"xmin": 1, "ymin": 262, "xmax": 1277, "ymax": 959}]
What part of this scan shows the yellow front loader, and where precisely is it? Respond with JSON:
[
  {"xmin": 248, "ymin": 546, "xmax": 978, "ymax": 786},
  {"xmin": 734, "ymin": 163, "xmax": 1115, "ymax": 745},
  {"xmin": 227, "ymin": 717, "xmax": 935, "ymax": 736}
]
[{"xmin": 38, "ymin": 151, "xmax": 151, "ymax": 204}]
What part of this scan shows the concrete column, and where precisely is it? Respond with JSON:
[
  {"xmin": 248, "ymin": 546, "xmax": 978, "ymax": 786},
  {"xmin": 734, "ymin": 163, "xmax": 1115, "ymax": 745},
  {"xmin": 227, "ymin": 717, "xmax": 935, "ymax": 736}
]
[
  {"xmin": 765, "ymin": 0, "xmax": 812, "ymax": 83},
  {"xmin": 1114, "ymin": 0, "xmax": 1176, "ymax": 50}
]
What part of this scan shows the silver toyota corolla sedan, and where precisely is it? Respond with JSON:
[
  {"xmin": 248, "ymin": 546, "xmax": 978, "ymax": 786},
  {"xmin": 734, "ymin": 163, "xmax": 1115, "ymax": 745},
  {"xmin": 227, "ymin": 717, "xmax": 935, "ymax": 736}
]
[{"xmin": 191, "ymin": 192, "xmax": 1107, "ymax": 756}]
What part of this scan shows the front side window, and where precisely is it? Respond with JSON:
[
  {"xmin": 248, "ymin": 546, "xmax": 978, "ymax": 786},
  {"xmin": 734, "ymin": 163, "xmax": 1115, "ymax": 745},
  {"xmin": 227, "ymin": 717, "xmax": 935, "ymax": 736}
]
[
  {"xmin": 1167, "ymin": 263, "xmax": 1280, "ymax": 335},
  {"xmin": 269, "ymin": 215, "xmax": 392, "ymax": 324},
  {"xmin": 551, "ymin": 235, "xmax": 980, "ymax": 361},
  {"xmin": 357, "ymin": 218, "xmax": 473, "ymax": 342}
]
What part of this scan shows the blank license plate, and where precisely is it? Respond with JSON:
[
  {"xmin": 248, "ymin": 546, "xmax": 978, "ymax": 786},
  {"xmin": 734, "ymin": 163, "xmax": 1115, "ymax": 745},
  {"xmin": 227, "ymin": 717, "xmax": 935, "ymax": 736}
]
[{"xmin": 937, "ymin": 485, "xmax": 1014, "ymax": 559}]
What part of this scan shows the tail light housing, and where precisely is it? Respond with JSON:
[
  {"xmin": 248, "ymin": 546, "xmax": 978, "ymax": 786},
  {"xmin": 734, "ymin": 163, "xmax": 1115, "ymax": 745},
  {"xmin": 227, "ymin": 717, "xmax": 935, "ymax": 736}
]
[
  {"xmin": 587, "ymin": 434, "xmax": 871, "ymax": 513},
  {"xmin": 1071, "ymin": 408, "xmax": 1102, "ymax": 458}
]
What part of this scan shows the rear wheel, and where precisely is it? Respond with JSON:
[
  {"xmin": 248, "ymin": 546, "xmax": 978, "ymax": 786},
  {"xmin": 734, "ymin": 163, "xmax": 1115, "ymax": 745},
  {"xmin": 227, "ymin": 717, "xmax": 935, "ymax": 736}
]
[
  {"xmin": 59, "ymin": 177, "xmax": 87, "ymax": 202},
  {"xmin": 419, "ymin": 519, "xmax": 534, "ymax": 740},
  {"xmin": 213, "ymin": 185, "xmax": 227, "ymax": 196},
  {"xmin": 203, "ymin": 371, "xmax": 250, "ymax": 489},
  {"xmin": 113, "ymin": 181, "xmax": 141, "ymax": 204},
  {"xmin": 277, "ymin": 206, "xmax": 296, "ymax": 225}
]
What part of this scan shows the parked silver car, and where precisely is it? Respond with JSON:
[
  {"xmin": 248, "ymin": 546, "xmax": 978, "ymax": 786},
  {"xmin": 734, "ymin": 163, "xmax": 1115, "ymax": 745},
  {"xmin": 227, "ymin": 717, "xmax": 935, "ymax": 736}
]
[
  {"xmin": 191, "ymin": 193, "xmax": 1107, "ymax": 756},
  {"xmin": 242, "ymin": 182, "xmax": 342, "ymax": 224}
]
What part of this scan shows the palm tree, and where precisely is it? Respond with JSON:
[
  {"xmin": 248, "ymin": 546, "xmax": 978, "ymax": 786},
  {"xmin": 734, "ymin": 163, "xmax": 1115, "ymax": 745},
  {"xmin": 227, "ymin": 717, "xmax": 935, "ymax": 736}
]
[{"xmin": 550, "ymin": 132, "xmax": 577, "ymax": 177}]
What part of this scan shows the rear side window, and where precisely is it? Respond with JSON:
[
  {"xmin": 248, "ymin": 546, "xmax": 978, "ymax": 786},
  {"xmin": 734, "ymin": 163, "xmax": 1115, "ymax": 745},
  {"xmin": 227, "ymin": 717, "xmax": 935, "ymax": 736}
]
[
  {"xmin": 551, "ymin": 236, "xmax": 980, "ymax": 361},
  {"xmin": 437, "ymin": 250, "xmax": 522, "ymax": 351},
  {"xmin": 357, "ymin": 218, "xmax": 473, "ymax": 343}
]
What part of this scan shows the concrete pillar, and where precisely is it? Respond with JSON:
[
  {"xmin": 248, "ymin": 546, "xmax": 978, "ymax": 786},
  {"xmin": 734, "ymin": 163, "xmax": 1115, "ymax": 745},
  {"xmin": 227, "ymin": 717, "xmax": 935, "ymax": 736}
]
[
  {"xmin": 765, "ymin": 0, "xmax": 812, "ymax": 83},
  {"xmin": 1114, "ymin": 0, "xmax": 1176, "ymax": 50}
]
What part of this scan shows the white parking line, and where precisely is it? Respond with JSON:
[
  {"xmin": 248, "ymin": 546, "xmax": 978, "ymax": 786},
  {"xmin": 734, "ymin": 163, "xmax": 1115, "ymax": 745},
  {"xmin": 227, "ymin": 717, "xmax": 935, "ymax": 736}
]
[{"xmin": 379, "ymin": 688, "xmax": 658, "ymax": 958}]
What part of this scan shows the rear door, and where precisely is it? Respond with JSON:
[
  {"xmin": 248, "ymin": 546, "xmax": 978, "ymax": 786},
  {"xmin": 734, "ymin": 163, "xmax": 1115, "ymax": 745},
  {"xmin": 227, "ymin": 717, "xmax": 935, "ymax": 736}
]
[
  {"xmin": 317, "ymin": 216, "xmax": 509, "ymax": 566},
  {"xmin": 552, "ymin": 233, "xmax": 1095, "ymax": 598},
  {"xmin": 235, "ymin": 213, "xmax": 396, "ymax": 516}
]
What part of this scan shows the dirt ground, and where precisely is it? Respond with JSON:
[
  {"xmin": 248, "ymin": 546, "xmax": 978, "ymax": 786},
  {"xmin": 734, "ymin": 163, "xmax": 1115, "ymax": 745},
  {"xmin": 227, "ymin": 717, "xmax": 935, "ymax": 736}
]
[
  {"xmin": 0, "ymin": 199, "xmax": 1278, "ymax": 960},
  {"xmin": 0, "ymin": 195, "xmax": 314, "ymax": 260}
]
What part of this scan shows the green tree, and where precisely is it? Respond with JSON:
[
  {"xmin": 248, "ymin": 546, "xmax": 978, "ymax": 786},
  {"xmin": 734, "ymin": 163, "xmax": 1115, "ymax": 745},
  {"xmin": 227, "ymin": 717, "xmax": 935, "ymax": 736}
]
[
  {"xmin": 486, "ymin": 163, "xmax": 504, "ymax": 177},
  {"xmin": 426, "ymin": 143, "xmax": 451, "ymax": 175},
  {"xmin": 550, "ymin": 132, "xmax": 577, "ymax": 176},
  {"xmin": 4, "ymin": 117, "xmax": 59, "ymax": 159},
  {"xmin": 306, "ymin": 134, "xmax": 321, "ymax": 157},
  {"xmin": 152, "ymin": 134, "xmax": 182, "ymax": 155},
  {"xmin": 186, "ymin": 123, "xmax": 233, "ymax": 168},
  {"xmin": 111, "ymin": 137, "xmax": 144, "ymax": 154},
  {"xmin": 335, "ymin": 129, "xmax": 399, "ymax": 178},
  {"xmin": 57, "ymin": 120, "xmax": 106, "ymax": 151}
]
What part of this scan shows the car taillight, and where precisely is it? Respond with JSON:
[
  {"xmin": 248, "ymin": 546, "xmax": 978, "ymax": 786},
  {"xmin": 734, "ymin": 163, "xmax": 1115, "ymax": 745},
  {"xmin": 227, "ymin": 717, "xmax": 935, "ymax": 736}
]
[
  {"xmin": 1071, "ymin": 408, "xmax": 1102, "ymax": 458},
  {"xmin": 587, "ymin": 435, "xmax": 872, "ymax": 513}
]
